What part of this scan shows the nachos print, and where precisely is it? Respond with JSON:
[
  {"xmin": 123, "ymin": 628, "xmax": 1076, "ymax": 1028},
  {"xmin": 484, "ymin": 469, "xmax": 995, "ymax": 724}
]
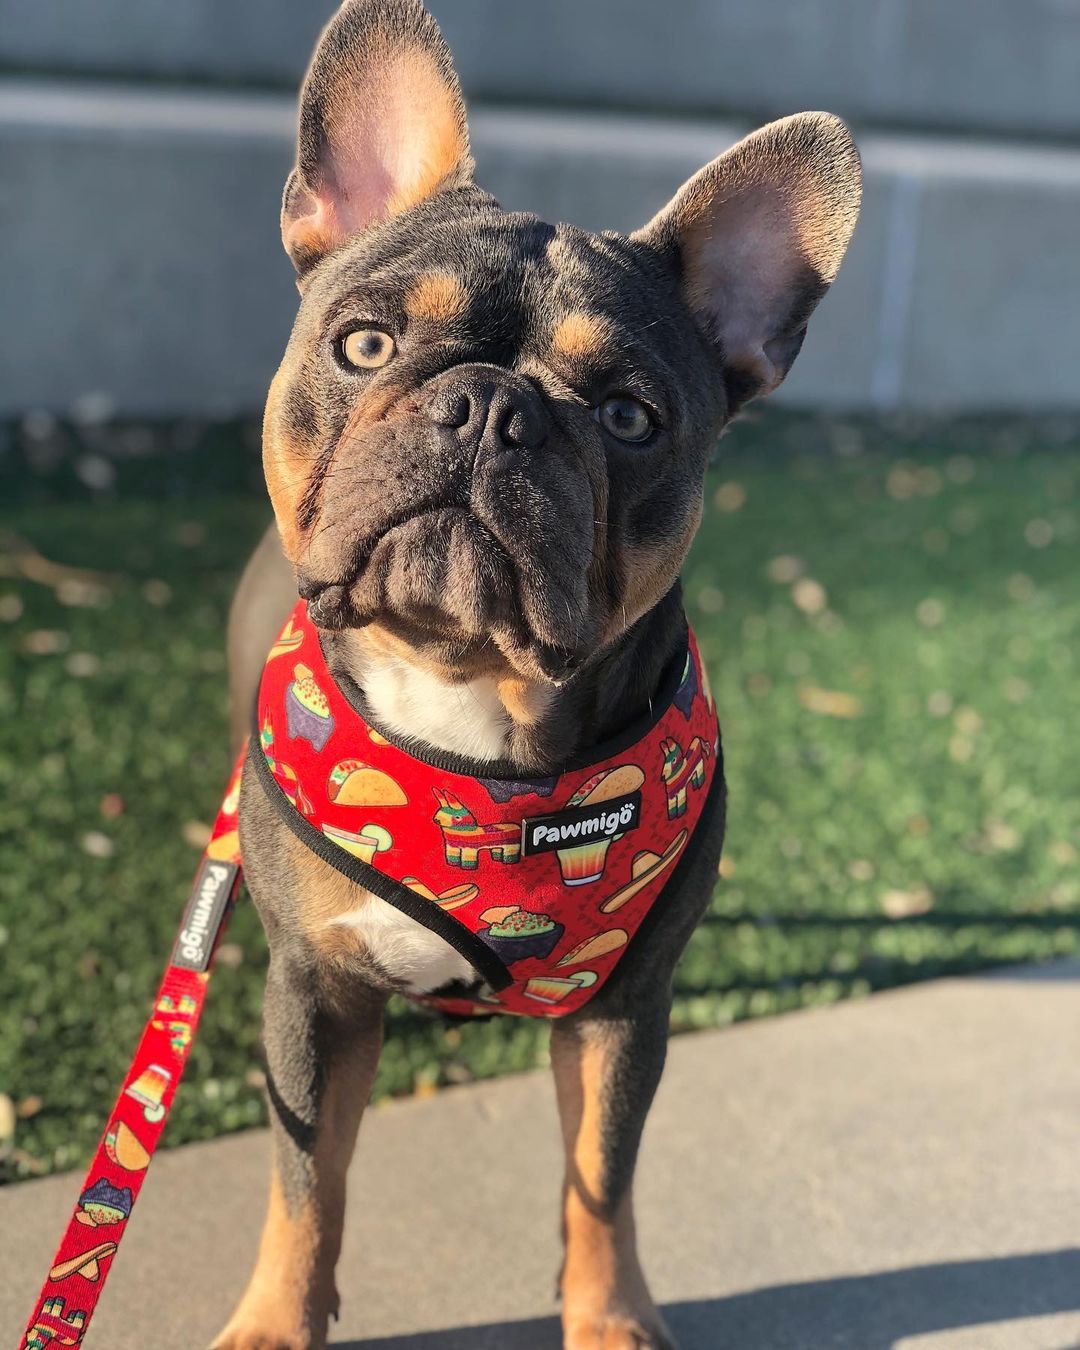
[{"xmin": 254, "ymin": 600, "xmax": 721, "ymax": 1019}]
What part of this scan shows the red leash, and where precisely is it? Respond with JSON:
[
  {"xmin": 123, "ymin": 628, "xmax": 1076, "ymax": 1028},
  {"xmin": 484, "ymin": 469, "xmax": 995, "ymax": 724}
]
[{"xmin": 18, "ymin": 748, "xmax": 247, "ymax": 1349}]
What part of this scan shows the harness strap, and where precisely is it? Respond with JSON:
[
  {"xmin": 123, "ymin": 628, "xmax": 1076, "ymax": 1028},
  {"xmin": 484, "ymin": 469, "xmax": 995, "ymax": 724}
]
[{"xmin": 18, "ymin": 747, "xmax": 247, "ymax": 1350}]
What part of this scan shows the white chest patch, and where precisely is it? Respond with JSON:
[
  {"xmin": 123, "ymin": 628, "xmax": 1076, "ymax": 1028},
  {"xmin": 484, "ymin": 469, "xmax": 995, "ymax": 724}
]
[
  {"xmin": 330, "ymin": 895, "xmax": 475, "ymax": 994},
  {"xmin": 329, "ymin": 654, "xmax": 516, "ymax": 991},
  {"xmin": 361, "ymin": 658, "xmax": 512, "ymax": 762}
]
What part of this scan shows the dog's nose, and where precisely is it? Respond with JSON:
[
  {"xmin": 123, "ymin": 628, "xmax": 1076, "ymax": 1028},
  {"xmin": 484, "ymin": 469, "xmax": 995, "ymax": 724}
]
[{"xmin": 424, "ymin": 366, "xmax": 548, "ymax": 459}]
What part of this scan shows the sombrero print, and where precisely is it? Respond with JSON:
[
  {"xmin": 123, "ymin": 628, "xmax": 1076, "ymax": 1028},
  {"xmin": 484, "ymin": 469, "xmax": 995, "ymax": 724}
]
[{"xmin": 599, "ymin": 829, "xmax": 688, "ymax": 914}]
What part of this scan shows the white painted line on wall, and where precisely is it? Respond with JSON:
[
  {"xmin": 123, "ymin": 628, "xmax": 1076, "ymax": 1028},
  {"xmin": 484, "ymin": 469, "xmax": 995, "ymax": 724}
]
[
  {"xmin": 0, "ymin": 77, "xmax": 295, "ymax": 142},
  {"xmin": 3, "ymin": 78, "xmax": 1080, "ymax": 183},
  {"xmin": 871, "ymin": 173, "xmax": 921, "ymax": 411}
]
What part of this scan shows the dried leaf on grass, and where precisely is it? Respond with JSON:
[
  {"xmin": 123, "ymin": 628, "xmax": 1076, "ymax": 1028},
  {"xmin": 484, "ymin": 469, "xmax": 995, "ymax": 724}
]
[
  {"xmin": 798, "ymin": 685, "xmax": 862, "ymax": 718},
  {"xmin": 881, "ymin": 886, "xmax": 934, "ymax": 919},
  {"xmin": 0, "ymin": 529, "xmax": 116, "ymax": 597}
]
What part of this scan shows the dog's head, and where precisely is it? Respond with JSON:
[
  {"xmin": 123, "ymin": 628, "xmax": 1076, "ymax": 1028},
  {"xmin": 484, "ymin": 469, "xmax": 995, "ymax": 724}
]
[{"xmin": 265, "ymin": 0, "xmax": 861, "ymax": 684}]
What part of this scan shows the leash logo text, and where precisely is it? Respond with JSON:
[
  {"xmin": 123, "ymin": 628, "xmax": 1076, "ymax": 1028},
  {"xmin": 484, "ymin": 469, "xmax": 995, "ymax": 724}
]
[{"xmin": 173, "ymin": 859, "xmax": 238, "ymax": 972}]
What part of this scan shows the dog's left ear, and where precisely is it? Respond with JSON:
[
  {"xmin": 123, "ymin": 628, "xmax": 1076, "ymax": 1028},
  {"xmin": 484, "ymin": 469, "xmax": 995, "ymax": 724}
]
[
  {"xmin": 635, "ymin": 112, "xmax": 861, "ymax": 410},
  {"xmin": 283, "ymin": 0, "xmax": 474, "ymax": 274}
]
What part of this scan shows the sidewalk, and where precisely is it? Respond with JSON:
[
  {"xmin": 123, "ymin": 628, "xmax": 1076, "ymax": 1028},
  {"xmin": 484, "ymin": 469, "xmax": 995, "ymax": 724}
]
[{"xmin": 4, "ymin": 963, "xmax": 1080, "ymax": 1349}]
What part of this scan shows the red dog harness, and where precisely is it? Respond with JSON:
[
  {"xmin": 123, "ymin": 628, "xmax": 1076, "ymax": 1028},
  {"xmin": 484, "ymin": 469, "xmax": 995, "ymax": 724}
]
[{"xmin": 249, "ymin": 601, "xmax": 720, "ymax": 1018}]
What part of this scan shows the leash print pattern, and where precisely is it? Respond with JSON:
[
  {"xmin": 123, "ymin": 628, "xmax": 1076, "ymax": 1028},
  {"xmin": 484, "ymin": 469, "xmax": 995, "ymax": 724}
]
[{"xmin": 18, "ymin": 752, "xmax": 246, "ymax": 1349}]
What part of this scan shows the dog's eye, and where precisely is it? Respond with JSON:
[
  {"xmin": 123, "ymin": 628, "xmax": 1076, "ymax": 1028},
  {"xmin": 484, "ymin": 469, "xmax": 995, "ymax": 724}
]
[
  {"xmin": 341, "ymin": 327, "xmax": 396, "ymax": 370},
  {"xmin": 596, "ymin": 394, "xmax": 653, "ymax": 443}
]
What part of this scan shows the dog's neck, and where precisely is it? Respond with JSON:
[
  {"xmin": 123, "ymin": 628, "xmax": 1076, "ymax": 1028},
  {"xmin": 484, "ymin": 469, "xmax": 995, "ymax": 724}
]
[
  {"xmin": 322, "ymin": 586, "xmax": 687, "ymax": 773},
  {"xmin": 355, "ymin": 661, "xmax": 519, "ymax": 763}
]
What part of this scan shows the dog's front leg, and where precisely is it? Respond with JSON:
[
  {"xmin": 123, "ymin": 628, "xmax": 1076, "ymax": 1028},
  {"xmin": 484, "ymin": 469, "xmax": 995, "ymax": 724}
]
[
  {"xmin": 552, "ymin": 1004, "xmax": 677, "ymax": 1350},
  {"xmin": 212, "ymin": 954, "xmax": 386, "ymax": 1350}
]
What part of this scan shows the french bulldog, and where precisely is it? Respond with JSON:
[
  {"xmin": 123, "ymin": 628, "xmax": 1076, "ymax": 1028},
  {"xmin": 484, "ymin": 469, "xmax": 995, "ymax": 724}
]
[{"xmin": 216, "ymin": 1, "xmax": 860, "ymax": 1345}]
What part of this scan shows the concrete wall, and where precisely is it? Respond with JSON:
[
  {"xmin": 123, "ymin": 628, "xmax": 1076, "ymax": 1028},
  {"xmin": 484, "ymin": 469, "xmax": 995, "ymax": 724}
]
[
  {"xmin": 4, "ymin": 0, "xmax": 1080, "ymax": 138},
  {"xmin": 1, "ymin": 3, "xmax": 1078, "ymax": 416},
  {"xmin": 3, "ymin": 80, "xmax": 1079, "ymax": 418}
]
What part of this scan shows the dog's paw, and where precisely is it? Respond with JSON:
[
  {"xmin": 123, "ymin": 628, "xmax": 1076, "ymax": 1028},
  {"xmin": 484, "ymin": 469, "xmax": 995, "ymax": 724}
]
[
  {"xmin": 209, "ymin": 1279, "xmax": 337, "ymax": 1350},
  {"xmin": 208, "ymin": 1323, "xmax": 318, "ymax": 1350},
  {"xmin": 563, "ymin": 1311, "xmax": 679, "ymax": 1350},
  {"xmin": 208, "ymin": 1334, "xmax": 303, "ymax": 1350}
]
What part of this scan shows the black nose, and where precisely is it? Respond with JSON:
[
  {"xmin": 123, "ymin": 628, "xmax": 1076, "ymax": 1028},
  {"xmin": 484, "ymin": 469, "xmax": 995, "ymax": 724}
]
[{"xmin": 424, "ymin": 366, "xmax": 548, "ymax": 460}]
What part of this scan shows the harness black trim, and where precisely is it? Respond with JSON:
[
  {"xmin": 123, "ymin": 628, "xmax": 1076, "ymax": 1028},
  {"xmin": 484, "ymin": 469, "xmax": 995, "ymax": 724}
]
[
  {"xmin": 618, "ymin": 751, "xmax": 727, "ymax": 969},
  {"xmin": 329, "ymin": 623, "xmax": 692, "ymax": 783},
  {"xmin": 246, "ymin": 729, "xmax": 514, "ymax": 991}
]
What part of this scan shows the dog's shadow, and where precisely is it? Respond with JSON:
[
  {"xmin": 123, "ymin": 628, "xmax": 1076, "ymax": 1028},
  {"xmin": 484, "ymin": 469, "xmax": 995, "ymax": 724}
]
[{"xmin": 332, "ymin": 1248, "xmax": 1080, "ymax": 1349}]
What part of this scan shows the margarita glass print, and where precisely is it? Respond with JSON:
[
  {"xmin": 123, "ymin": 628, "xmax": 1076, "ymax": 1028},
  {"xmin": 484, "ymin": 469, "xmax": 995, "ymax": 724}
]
[
  {"xmin": 322, "ymin": 822, "xmax": 393, "ymax": 864},
  {"xmin": 553, "ymin": 769, "xmax": 643, "ymax": 885},
  {"xmin": 124, "ymin": 1064, "xmax": 172, "ymax": 1123},
  {"xmin": 524, "ymin": 970, "xmax": 598, "ymax": 1004}
]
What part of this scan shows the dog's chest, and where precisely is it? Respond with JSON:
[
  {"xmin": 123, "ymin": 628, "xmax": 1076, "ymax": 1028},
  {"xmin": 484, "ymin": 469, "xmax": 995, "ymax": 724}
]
[
  {"xmin": 361, "ymin": 659, "xmax": 512, "ymax": 763},
  {"xmin": 330, "ymin": 896, "xmax": 475, "ymax": 992},
  {"xmin": 326, "ymin": 661, "xmax": 511, "ymax": 992}
]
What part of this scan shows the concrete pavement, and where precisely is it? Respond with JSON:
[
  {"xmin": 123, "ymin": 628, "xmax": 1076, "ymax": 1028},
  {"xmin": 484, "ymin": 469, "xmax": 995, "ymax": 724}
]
[{"xmin": 3, "ymin": 963, "xmax": 1080, "ymax": 1349}]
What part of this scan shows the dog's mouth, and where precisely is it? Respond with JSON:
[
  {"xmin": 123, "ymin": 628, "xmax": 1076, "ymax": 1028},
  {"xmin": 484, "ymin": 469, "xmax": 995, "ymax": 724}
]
[
  {"xmin": 300, "ymin": 507, "xmax": 473, "ymax": 626},
  {"xmin": 300, "ymin": 506, "xmax": 589, "ymax": 684}
]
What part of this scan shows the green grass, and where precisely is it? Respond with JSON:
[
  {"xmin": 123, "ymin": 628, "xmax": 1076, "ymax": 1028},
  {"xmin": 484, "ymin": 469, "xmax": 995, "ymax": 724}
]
[{"xmin": 1, "ymin": 411, "xmax": 1078, "ymax": 1182}]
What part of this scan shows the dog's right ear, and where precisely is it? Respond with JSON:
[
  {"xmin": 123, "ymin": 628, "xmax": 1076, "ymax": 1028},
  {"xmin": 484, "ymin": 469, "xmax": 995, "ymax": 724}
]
[
  {"xmin": 282, "ymin": 0, "xmax": 474, "ymax": 275},
  {"xmin": 634, "ymin": 113, "xmax": 861, "ymax": 411}
]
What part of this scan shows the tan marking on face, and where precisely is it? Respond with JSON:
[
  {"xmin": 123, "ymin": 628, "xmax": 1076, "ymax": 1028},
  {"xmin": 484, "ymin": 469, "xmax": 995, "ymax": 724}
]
[
  {"xmin": 262, "ymin": 367, "xmax": 311, "ymax": 563},
  {"xmin": 264, "ymin": 367, "xmax": 413, "ymax": 569},
  {"xmin": 346, "ymin": 621, "xmax": 423, "ymax": 668},
  {"xmin": 405, "ymin": 271, "xmax": 468, "ymax": 324},
  {"xmin": 602, "ymin": 491, "xmax": 704, "ymax": 644},
  {"xmin": 552, "ymin": 311, "xmax": 615, "ymax": 363},
  {"xmin": 346, "ymin": 379, "xmax": 411, "ymax": 428},
  {"xmin": 342, "ymin": 622, "xmax": 467, "ymax": 682}
]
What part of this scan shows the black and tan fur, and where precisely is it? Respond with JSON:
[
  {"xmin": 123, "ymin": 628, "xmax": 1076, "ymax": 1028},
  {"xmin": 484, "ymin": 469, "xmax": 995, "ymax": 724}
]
[{"xmin": 214, "ymin": 2, "xmax": 860, "ymax": 1346}]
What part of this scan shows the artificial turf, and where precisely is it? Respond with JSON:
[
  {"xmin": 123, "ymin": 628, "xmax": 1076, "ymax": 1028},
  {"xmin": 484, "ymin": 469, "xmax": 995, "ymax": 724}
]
[{"xmin": 1, "ymin": 410, "xmax": 1077, "ymax": 1181}]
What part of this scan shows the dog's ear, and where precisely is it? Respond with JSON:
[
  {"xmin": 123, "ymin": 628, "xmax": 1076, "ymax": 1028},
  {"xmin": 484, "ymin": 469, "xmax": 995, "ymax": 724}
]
[
  {"xmin": 282, "ymin": 0, "xmax": 473, "ymax": 273},
  {"xmin": 635, "ymin": 112, "xmax": 861, "ymax": 410}
]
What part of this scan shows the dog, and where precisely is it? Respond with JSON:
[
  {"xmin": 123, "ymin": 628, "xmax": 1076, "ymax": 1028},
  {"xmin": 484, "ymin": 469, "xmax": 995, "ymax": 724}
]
[{"xmin": 215, "ymin": 2, "xmax": 860, "ymax": 1345}]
